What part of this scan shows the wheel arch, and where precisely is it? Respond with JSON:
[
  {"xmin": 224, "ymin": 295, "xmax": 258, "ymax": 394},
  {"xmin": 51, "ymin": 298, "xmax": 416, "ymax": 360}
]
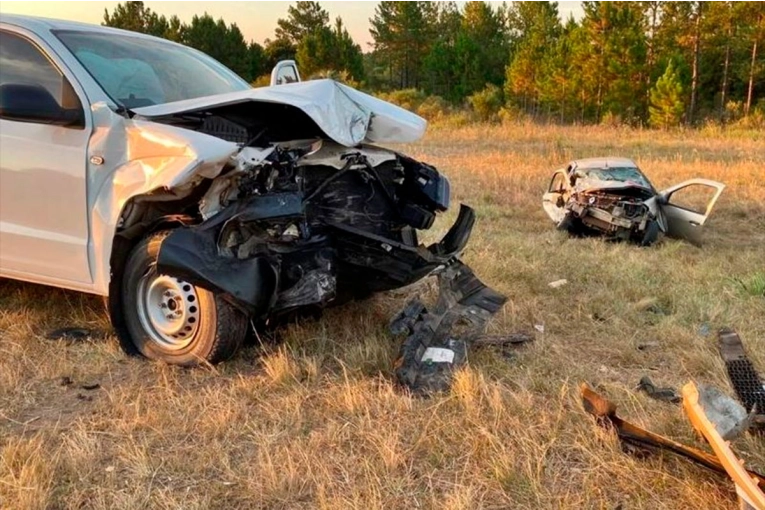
[{"xmin": 106, "ymin": 196, "xmax": 199, "ymax": 355}]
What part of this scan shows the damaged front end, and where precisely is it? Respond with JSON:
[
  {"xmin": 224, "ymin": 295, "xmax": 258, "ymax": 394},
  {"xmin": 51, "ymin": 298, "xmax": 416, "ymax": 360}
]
[
  {"xmin": 155, "ymin": 140, "xmax": 474, "ymax": 319},
  {"xmin": 565, "ymin": 186, "xmax": 659, "ymax": 244},
  {"xmin": 105, "ymin": 79, "xmax": 505, "ymax": 374}
]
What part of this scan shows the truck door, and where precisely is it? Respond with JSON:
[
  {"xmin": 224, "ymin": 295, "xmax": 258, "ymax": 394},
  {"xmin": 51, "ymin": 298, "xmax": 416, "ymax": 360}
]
[{"xmin": 0, "ymin": 28, "xmax": 93, "ymax": 284}]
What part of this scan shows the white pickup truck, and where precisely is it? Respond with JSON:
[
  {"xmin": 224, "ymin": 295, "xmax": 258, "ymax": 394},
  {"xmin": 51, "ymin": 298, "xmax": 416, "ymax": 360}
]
[{"xmin": 0, "ymin": 15, "xmax": 475, "ymax": 366}]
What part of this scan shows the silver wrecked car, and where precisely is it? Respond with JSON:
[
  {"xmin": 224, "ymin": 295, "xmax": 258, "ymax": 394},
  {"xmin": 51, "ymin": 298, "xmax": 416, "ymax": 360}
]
[{"xmin": 542, "ymin": 157, "xmax": 725, "ymax": 246}]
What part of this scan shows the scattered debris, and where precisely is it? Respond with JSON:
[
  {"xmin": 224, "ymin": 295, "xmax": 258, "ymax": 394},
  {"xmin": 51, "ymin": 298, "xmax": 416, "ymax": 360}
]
[
  {"xmin": 471, "ymin": 333, "xmax": 533, "ymax": 348},
  {"xmin": 548, "ymin": 279, "xmax": 568, "ymax": 289},
  {"xmin": 698, "ymin": 323, "xmax": 711, "ymax": 337},
  {"xmin": 80, "ymin": 383, "xmax": 101, "ymax": 391},
  {"xmin": 718, "ymin": 328, "xmax": 765, "ymax": 423},
  {"xmin": 534, "ymin": 324, "xmax": 545, "ymax": 334},
  {"xmin": 45, "ymin": 327, "xmax": 93, "ymax": 341},
  {"xmin": 694, "ymin": 384, "xmax": 753, "ymax": 441},
  {"xmin": 683, "ymin": 382, "xmax": 765, "ymax": 509},
  {"xmin": 579, "ymin": 383, "xmax": 765, "ymax": 485},
  {"xmin": 391, "ymin": 261, "xmax": 506, "ymax": 396},
  {"xmin": 635, "ymin": 376, "xmax": 681, "ymax": 404},
  {"xmin": 76, "ymin": 394, "xmax": 93, "ymax": 402},
  {"xmin": 105, "ymin": 466, "xmax": 115, "ymax": 473},
  {"xmin": 59, "ymin": 376, "xmax": 74, "ymax": 387}
]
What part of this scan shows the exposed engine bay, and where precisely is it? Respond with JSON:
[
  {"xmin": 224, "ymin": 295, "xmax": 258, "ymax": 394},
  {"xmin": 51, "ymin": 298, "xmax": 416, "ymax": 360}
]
[
  {"xmin": 565, "ymin": 186, "xmax": 655, "ymax": 243},
  {"xmin": 155, "ymin": 139, "xmax": 478, "ymax": 320}
]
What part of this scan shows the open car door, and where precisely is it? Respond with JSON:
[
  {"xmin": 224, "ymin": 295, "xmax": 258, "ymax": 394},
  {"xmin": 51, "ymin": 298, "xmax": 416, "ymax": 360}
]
[
  {"xmin": 270, "ymin": 60, "xmax": 301, "ymax": 86},
  {"xmin": 658, "ymin": 178, "xmax": 725, "ymax": 246},
  {"xmin": 542, "ymin": 170, "xmax": 571, "ymax": 224}
]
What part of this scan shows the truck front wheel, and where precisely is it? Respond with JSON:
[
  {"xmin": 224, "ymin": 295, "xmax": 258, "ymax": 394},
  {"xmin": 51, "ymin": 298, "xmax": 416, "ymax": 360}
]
[{"xmin": 121, "ymin": 231, "xmax": 248, "ymax": 366}]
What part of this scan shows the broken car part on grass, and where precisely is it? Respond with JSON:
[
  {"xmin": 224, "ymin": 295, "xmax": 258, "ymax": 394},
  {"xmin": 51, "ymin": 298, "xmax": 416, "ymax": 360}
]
[
  {"xmin": 580, "ymin": 383, "xmax": 765, "ymax": 486},
  {"xmin": 542, "ymin": 158, "xmax": 725, "ymax": 246},
  {"xmin": 391, "ymin": 262, "xmax": 508, "ymax": 395},
  {"xmin": 636, "ymin": 376, "xmax": 681, "ymax": 405},
  {"xmin": 684, "ymin": 382, "xmax": 765, "ymax": 510},
  {"xmin": 719, "ymin": 328, "xmax": 765, "ymax": 431}
]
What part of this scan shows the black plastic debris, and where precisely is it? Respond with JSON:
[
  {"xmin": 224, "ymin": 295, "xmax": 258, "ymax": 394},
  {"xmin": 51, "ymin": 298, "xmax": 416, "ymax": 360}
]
[
  {"xmin": 718, "ymin": 328, "xmax": 765, "ymax": 424},
  {"xmin": 80, "ymin": 383, "xmax": 100, "ymax": 391},
  {"xmin": 636, "ymin": 376, "xmax": 681, "ymax": 405},
  {"xmin": 391, "ymin": 261, "xmax": 507, "ymax": 396},
  {"xmin": 46, "ymin": 327, "xmax": 93, "ymax": 341}
]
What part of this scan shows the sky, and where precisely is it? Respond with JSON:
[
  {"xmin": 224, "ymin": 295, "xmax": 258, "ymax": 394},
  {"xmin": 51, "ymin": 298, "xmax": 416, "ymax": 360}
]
[{"xmin": 0, "ymin": 1, "xmax": 584, "ymax": 50}]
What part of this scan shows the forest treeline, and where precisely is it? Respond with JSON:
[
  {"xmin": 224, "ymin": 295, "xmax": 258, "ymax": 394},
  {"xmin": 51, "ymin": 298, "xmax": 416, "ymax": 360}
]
[{"xmin": 104, "ymin": 1, "xmax": 764, "ymax": 128}]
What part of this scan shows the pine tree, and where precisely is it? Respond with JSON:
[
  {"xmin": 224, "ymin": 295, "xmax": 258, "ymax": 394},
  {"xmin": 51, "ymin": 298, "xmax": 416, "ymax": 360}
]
[
  {"xmin": 538, "ymin": 16, "xmax": 577, "ymax": 122},
  {"xmin": 570, "ymin": 2, "xmax": 647, "ymax": 124},
  {"xmin": 505, "ymin": 2, "xmax": 561, "ymax": 115},
  {"xmin": 182, "ymin": 15, "xmax": 250, "ymax": 79},
  {"xmin": 275, "ymin": 1, "xmax": 329, "ymax": 45},
  {"xmin": 103, "ymin": 1, "xmax": 149, "ymax": 34},
  {"xmin": 264, "ymin": 38, "xmax": 297, "ymax": 70},
  {"xmin": 369, "ymin": 2, "xmax": 430, "ymax": 89},
  {"xmin": 458, "ymin": 2, "xmax": 508, "ymax": 96},
  {"xmin": 420, "ymin": 2, "xmax": 463, "ymax": 99},
  {"xmin": 295, "ymin": 18, "xmax": 364, "ymax": 81},
  {"xmin": 103, "ymin": 1, "xmax": 170, "ymax": 38},
  {"xmin": 649, "ymin": 60, "xmax": 685, "ymax": 128},
  {"xmin": 740, "ymin": 2, "xmax": 765, "ymax": 117}
]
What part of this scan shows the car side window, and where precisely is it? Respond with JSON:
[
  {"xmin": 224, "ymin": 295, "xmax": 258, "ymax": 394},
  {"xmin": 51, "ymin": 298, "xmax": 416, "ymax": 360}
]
[
  {"xmin": 667, "ymin": 184, "xmax": 719, "ymax": 215},
  {"xmin": 0, "ymin": 30, "xmax": 80, "ymax": 110},
  {"xmin": 549, "ymin": 172, "xmax": 567, "ymax": 193}
]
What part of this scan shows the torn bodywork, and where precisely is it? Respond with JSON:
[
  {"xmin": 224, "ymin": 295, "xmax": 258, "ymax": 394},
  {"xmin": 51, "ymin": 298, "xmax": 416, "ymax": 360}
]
[
  {"xmin": 103, "ymin": 78, "xmax": 501, "ymax": 364},
  {"xmin": 636, "ymin": 376, "xmax": 681, "ymax": 405},
  {"xmin": 683, "ymin": 382, "xmax": 765, "ymax": 510},
  {"xmin": 154, "ymin": 139, "xmax": 466, "ymax": 318},
  {"xmin": 390, "ymin": 262, "xmax": 507, "ymax": 395},
  {"xmin": 719, "ymin": 328, "xmax": 765, "ymax": 424},
  {"xmin": 580, "ymin": 383, "xmax": 765, "ymax": 485},
  {"xmin": 542, "ymin": 158, "xmax": 725, "ymax": 246}
]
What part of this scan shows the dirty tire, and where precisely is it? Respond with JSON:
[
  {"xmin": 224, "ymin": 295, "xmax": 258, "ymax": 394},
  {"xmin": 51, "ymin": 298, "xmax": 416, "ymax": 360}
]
[
  {"xmin": 121, "ymin": 231, "xmax": 248, "ymax": 366},
  {"xmin": 559, "ymin": 213, "xmax": 585, "ymax": 237},
  {"xmin": 640, "ymin": 220, "xmax": 660, "ymax": 247}
]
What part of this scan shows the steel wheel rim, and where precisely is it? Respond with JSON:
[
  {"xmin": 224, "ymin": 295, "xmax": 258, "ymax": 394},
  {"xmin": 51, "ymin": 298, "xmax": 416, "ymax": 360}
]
[{"xmin": 136, "ymin": 270, "xmax": 200, "ymax": 350}]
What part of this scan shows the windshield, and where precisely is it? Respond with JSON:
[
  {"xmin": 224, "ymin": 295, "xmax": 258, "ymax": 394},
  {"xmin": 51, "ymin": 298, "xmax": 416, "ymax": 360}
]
[
  {"xmin": 54, "ymin": 30, "xmax": 250, "ymax": 108},
  {"xmin": 585, "ymin": 167, "xmax": 653, "ymax": 189}
]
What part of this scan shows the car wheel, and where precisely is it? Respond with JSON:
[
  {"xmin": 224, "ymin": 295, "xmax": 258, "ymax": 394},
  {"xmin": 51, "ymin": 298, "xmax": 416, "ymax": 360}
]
[
  {"xmin": 121, "ymin": 231, "xmax": 248, "ymax": 366},
  {"xmin": 640, "ymin": 219, "xmax": 660, "ymax": 247},
  {"xmin": 558, "ymin": 212, "xmax": 584, "ymax": 236}
]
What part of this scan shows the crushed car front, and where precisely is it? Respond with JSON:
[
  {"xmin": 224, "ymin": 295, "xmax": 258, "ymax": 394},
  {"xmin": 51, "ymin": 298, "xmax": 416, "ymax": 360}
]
[{"xmin": 559, "ymin": 158, "xmax": 664, "ymax": 244}]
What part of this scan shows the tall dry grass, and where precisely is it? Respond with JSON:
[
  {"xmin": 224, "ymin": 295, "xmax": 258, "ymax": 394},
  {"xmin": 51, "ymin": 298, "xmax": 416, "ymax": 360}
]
[{"xmin": 1, "ymin": 123, "xmax": 764, "ymax": 509}]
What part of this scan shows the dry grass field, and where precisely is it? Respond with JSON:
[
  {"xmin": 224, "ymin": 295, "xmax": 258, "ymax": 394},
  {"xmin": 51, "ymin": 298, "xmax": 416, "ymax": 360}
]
[{"xmin": 1, "ymin": 123, "xmax": 764, "ymax": 509}]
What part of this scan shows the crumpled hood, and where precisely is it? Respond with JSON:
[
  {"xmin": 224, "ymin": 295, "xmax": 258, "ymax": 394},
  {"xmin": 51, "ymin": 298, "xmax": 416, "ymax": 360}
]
[
  {"xmin": 132, "ymin": 79, "xmax": 427, "ymax": 147},
  {"xmin": 574, "ymin": 177, "xmax": 655, "ymax": 196}
]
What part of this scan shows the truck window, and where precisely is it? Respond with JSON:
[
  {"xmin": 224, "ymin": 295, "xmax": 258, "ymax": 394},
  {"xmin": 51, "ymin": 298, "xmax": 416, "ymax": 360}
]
[{"xmin": 0, "ymin": 30, "xmax": 78, "ymax": 110}]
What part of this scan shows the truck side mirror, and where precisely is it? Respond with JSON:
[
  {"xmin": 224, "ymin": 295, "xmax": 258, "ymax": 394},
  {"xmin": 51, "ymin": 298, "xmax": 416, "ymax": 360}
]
[{"xmin": 270, "ymin": 60, "xmax": 301, "ymax": 86}]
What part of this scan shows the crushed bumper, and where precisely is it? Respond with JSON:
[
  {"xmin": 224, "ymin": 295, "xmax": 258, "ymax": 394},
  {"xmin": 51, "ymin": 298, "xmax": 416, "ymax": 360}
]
[{"xmin": 156, "ymin": 201, "xmax": 478, "ymax": 316}]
